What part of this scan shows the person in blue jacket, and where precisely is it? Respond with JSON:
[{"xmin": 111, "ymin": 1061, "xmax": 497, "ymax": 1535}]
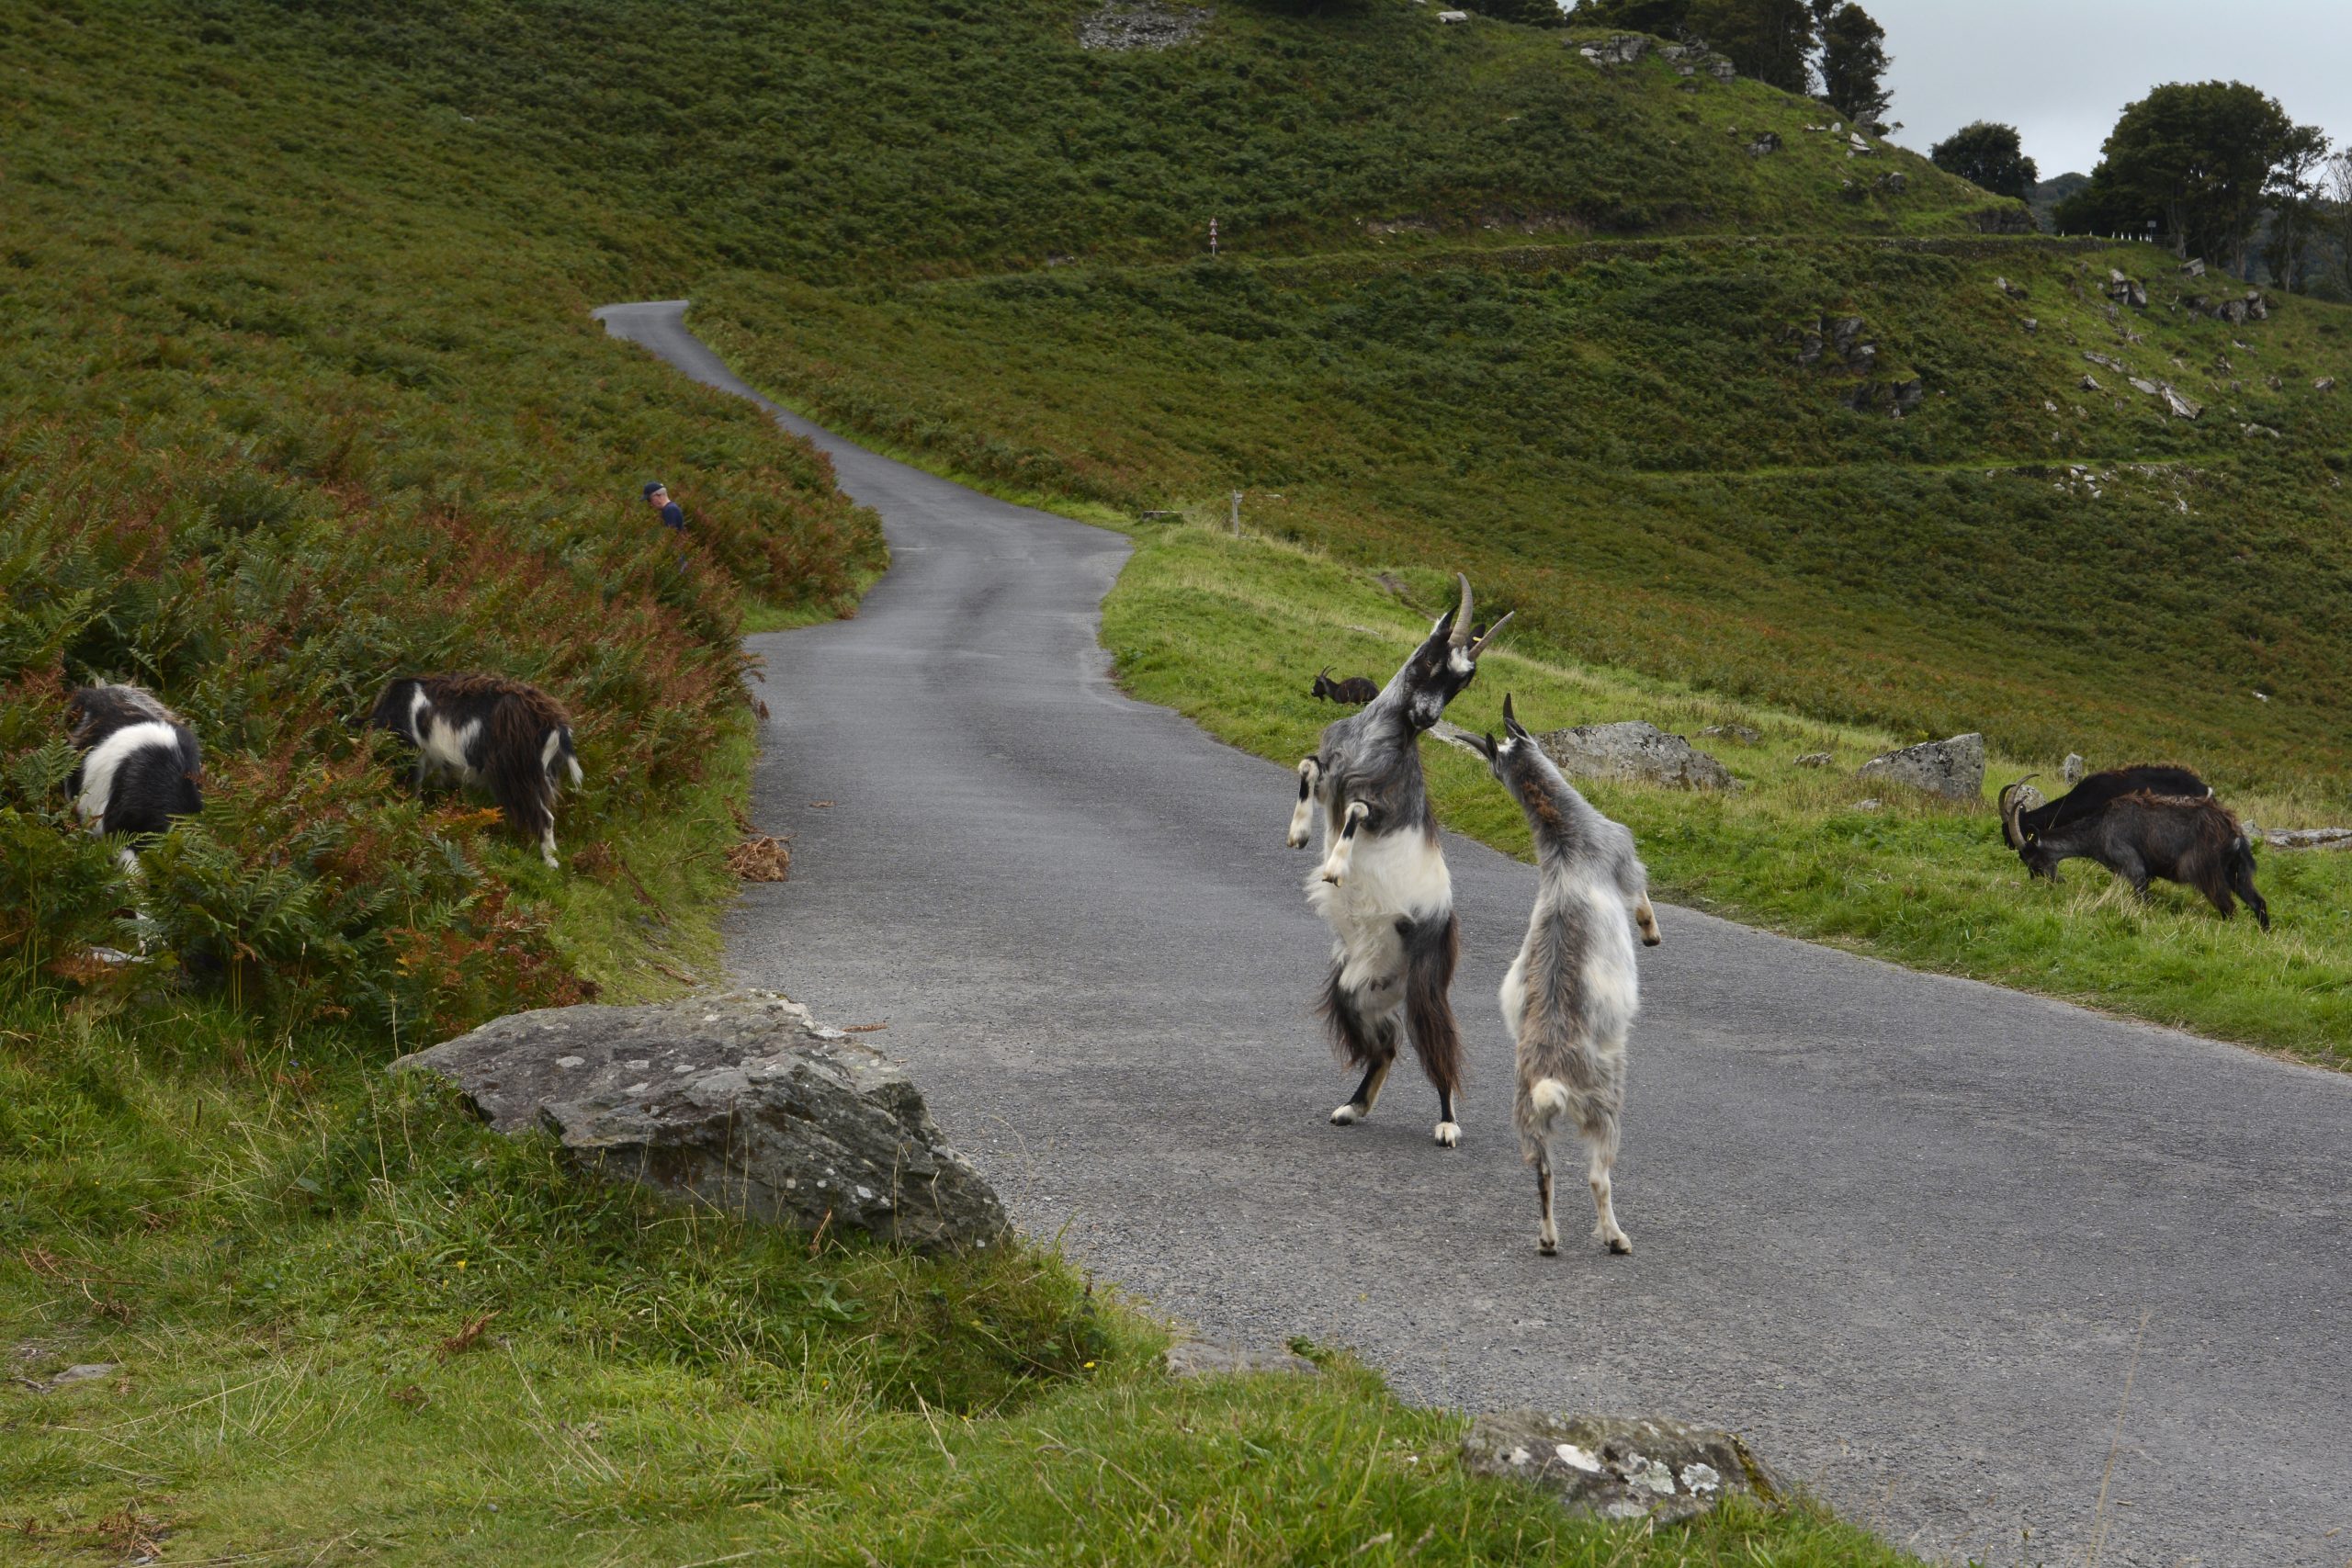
[{"xmin": 643, "ymin": 480, "xmax": 686, "ymax": 534}]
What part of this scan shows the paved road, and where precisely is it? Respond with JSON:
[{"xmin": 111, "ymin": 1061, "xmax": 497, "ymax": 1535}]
[{"xmin": 595, "ymin": 300, "xmax": 2352, "ymax": 1567}]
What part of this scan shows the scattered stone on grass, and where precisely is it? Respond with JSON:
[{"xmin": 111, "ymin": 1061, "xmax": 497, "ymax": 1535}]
[
  {"xmin": 2063, "ymin": 752, "xmax": 2086, "ymax": 785},
  {"xmin": 1461, "ymin": 1412, "xmax": 1782, "ymax": 1524},
  {"xmin": 1793, "ymin": 751, "xmax": 1835, "ymax": 768},
  {"xmin": 1856, "ymin": 732, "xmax": 1984, "ymax": 801},
  {"xmin": 1163, "ymin": 1339, "xmax": 1319, "ymax": 1379},
  {"xmin": 1534, "ymin": 721, "xmax": 1737, "ymax": 791},
  {"xmin": 1697, "ymin": 724, "xmax": 1758, "ymax": 744},
  {"xmin": 393, "ymin": 990, "xmax": 1007, "ymax": 1253},
  {"xmin": 1077, "ymin": 0, "xmax": 1211, "ymax": 51},
  {"xmin": 2253, "ymin": 827, "xmax": 2352, "ymax": 851},
  {"xmin": 16, "ymin": 1362, "xmax": 118, "ymax": 1393}
]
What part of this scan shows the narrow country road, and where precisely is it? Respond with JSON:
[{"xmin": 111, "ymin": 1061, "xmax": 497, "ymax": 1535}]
[{"xmin": 595, "ymin": 300, "xmax": 2352, "ymax": 1568}]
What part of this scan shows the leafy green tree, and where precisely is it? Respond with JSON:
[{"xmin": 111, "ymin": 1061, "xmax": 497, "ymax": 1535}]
[
  {"xmin": 1566, "ymin": 0, "xmax": 1691, "ymax": 31},
  {"xmin": 2327, "ymin": 150, "xmax": 2352, "ymax": 299},
  {"xmin": 1464, "ymin": 0, "xmax": 1567, "ymax": 26},
  {"xmin": 1813, "ymin": 2, "xmax": 1891, "ymax": 129},
  {"xmin": 1689, "ymin": 0, "xmax": 1814, "ymax": 92},
  {"xmin": 2055, "ymin": 81, "xmax": 2321, "ymax": 272},
  {"xmin": 1929, "ymin": 121, "xmax": 2038, "ymax": 200},
  {"xmin": 2261, "ymin": 123, "xmax": 2331, "ymax": 291}
]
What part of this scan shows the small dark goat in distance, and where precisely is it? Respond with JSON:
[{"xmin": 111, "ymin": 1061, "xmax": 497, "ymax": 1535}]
[
  {"xmin": 1310, "ymin": 666, "xmax": 1380, "ymax": 705},
  {"xmin": 1999, "ymin": 776, "xmax": 2267, "ymax": 931},
  {"xmin": 368, "ymin": 673, "xmax": 582, "ymax": 868},
  {"xmin": 67, "ymin": 682, "xmax": 202, "ymax": 865}
]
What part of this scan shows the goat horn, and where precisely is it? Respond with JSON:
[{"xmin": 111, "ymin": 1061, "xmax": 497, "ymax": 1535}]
[
  {"xmin": 1449, "ymin": 574, "xmax": 1474, "ymax": 647},
  {"xmin": 1998, "ymin": 773, "xmax": 2040, "ymax": 850},
  {"xmin": 1501, "ymin": 692, "xmax": 1517, "ymax": 728},
  {"xmin": 1317, "ymin": 665, "xmax": 1330, "ymax": 680},
  {"xmin": 1468, "ymin": 610, "xmax": 1515, "ymax": 660}
]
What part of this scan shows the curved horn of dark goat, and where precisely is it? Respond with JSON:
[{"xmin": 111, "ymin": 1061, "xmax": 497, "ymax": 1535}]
[
  {"xmin": 1468, "ymin": 611, "xmax": 1515, "ymax": 660},
  {"xmin": 1998, "ymin": 774, "xmax": 2041, "ymax": 850},
  {"xmin": 1501, "ymin": 692, "xmax": 1517, "ymax": 730},
  {"xmin": 1449, "ymin": 574, "xmax": 1474, "ymax": 648}
]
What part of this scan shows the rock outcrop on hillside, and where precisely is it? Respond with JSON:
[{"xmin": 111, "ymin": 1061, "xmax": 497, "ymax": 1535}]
[
  {"xmin": 393, "ymin": 990, "xmax": 1008, "ymax": 1253},
  {"xmin": 1077, "ymin": 0, "xmax": 1210, "ymax": 51},
  {"xmin": 1535, "ymin": 721, "xmax": 1737, "ymax": 791},
  {"xmin": 1856, "ymin": 733, "xmax": 1984, "ymax": 800}
]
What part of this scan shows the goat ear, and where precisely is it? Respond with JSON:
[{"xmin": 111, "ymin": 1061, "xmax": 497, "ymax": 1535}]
[{"xmin": 1474, "ymin": 731, "xmax": 1499, "ymax": 762}]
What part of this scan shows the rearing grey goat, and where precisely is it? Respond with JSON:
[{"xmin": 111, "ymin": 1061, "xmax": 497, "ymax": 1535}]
[
  {"xmin": 1472, "ymin": 695, "xmax": 1659, "ymax": 1256},
  {"xmin": 1286, "ymin": 575, "xmax": 1510, "ymax": 1146}
]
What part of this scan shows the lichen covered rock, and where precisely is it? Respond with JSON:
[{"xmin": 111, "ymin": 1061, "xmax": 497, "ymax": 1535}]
[
  {"xmin": 1461, "ymin": 1412, "xmax": 1781, "ymax": 1524},
  {"xmin": 392, "ymin": 989, "xmax": 1008, "ymax": 1253}
]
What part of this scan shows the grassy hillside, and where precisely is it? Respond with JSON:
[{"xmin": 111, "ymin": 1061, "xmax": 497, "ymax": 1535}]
[
  {"xmin": 702, "ymin": 235, "xmax": 2352, "ymax": 790},
  {"xmin": 195, "ymin": 0, "xmax": 2004, "ymax": 282}
]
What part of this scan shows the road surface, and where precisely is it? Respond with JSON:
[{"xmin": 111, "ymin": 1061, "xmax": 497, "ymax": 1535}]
[{"xmin": 595, "ymin": 299, "xmax": 2352, "ymax": 1567}]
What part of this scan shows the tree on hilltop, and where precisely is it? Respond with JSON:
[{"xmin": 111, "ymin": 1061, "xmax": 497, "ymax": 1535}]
[
  {"xmin": 1930, "ymin": 121, "xmax": 2038, "ymax": 200},
  {"xmin": 2054, "ymin": 81, "xmax": 2325, "ymax": 273},
  {"xmin": 1689, "ymin": 0, "xmax": 1815, "ymax": 92},
  {"xmin": 1813, "ymin": 1, "xmax": 1891, "ymax": 130},
  {"xmin": 1568, "ymin": 0, "xmax": 1816, "ymax": 94},
  {"xmin": 2261, "ymin": 122, "xmax": 2332, "ymax": 291}
]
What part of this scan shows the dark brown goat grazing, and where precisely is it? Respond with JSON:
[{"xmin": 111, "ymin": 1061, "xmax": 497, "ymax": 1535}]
[
  {"xmin": 1999, "ymin": 763, "xmax": 2209, "ymax": 851},
  {"xmin": 2000, "ymin": 785, "xmax": 2268, "ymax": 931},
  {"xmin": 1310, "ymin": 666, "xmax": 1380, "ymax": 705},
  {"xmin": 368, "ymin": 674, "xmax": 582, "ymax": 867}
]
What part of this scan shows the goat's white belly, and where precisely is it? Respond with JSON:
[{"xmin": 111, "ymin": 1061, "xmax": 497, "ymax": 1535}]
[
  {"xmin": 421, "ymin": 716, "xmax": 482, "ymax": 779},
  {"xmin": 1497, "ymin": 948, "xmax": 1529, "ymax": 1044},
  {"xmin": 1577, "ymin": 880, "xmax": 1641, "ymax": 1045},
  {"xmin": 1306, "ymin": 829, "xmax": 1452, "ymax": 989}
]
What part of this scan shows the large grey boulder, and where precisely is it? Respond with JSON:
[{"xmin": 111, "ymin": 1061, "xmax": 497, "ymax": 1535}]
[
  {"xmin": 1856, "ymin": 732, "xmax": 1984, "ymax": 800},
  {"xmin": 391, "ymin": 990, "xmax": 1008, "ymax": 1254},
  {"xmin": 1461, "ymin": 1412, "xmax": 1782, "ymax": 1524},
  {"xmin": 1536, "ymin": 721, "xmax": 1737, "ymax": 791}
]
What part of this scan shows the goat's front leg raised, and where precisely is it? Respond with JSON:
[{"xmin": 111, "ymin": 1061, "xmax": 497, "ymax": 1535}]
[
  {"xmin": 1286, "ymin": 757, "xmax": 1322, "ymax": 849},
  {"xmin": 1318, "ymin": 800, "xmax": 1370, "ymax": 885}
]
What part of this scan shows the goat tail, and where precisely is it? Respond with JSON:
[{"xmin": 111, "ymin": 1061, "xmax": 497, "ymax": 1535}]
[{"xmin": 1528, "ymin": 1077, "xmax": 1572, "ymax": 1132}]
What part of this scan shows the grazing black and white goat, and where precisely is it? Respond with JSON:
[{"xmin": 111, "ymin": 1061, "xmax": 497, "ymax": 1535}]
[
  {"xmin": 66, "ymin": 683, "xmax": 203, "ymax": 870},
  {"xmin": 1286, "ymin": 574, "xmax": 1511, "ymax": 1146},
  {"xmin": 368, "ymin": 674, "xmax": 582, "ymax": 868},
  {"xmin": 1999, "ymin": 763, "xmax": 2210, "ymax": 854},
  {"xmin": 1310, "ymin": 667, "xmax": 1381, "ymax": 705},
  {"xmin": 2000, "ymin": 781, "xmax": 2268, "ymax": 931},
  {"xmin": 1473, "ymin": 695, "xmax": 1655, "ymax": 1257}
]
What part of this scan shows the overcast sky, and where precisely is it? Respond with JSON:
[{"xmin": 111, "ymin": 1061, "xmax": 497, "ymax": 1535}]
[{"xmin": 1860, "ymin": 0, "xmax": 2349, "ymax": 179}]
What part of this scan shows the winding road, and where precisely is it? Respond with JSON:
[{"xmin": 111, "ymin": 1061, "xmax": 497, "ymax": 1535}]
[{"xmin": 594, "ymin": 299, "xmax": 2352, "ymax": 1567}]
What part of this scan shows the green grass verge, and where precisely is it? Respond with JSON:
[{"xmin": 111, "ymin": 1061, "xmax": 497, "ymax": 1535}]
[
  {"xmin": 4, "ymin": 842, "xmax": 1914, "ymax": 1566},
  {"xmin": 1101, "ymin": 523, "xmax": 2352, "ymax": 1066}
]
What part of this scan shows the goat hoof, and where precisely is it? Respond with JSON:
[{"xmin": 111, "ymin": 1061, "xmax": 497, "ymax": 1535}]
[
  {"xmin": 1605, "ymin": 1235, "xmax": 1633, "ymax": 1257},
  {"xmin": 1432, "ymin": 1121, "xmax": 1461, "ymax": 1147},
  {"xmin": 1538, "ymin": 1240, "xmax": 1558, "ymax": 1258},
  {"xmin": 1329, "ymin": 1103, "xmax": 1364, "ymax": 1126}
]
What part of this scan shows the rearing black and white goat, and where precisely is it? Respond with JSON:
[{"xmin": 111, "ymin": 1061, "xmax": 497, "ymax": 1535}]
[
  {"xmin": 1472, "ymin": 694, "xmax": 1657, "ymax": 1257},
  {"xmin": 368, "ymin": 674, "xmax": 582, "ymax": 867},
  {"xmin": 1286, "ymin": 575, "xmax": 1510, "ymax": 1146},
  {"xmin": 66, "ymin": 682, "xmax": 203, "ymax": 870}
]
